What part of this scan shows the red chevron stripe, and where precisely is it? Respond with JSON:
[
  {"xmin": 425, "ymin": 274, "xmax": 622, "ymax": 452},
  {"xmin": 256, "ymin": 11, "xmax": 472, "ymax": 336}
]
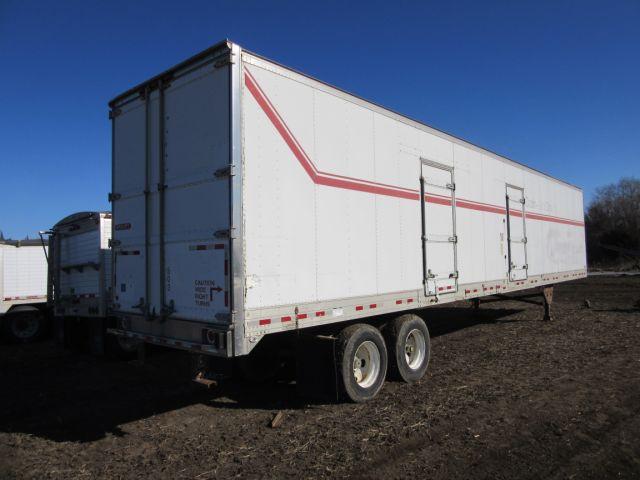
[{"xmin": 244, "ymin": 69, "xmax": 584, "ymax": 228}]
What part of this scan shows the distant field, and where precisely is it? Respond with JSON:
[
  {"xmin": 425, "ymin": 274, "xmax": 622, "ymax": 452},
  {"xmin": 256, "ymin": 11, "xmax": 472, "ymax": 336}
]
[{"xmin": 1, "ymin": 276, "xmax": 639, "ymax": 479}]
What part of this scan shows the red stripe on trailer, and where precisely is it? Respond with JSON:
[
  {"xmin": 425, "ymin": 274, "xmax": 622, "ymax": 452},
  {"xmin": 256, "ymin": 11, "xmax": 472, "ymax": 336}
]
[
  {"xmin": 315, "ymin": 311, "xmax": 325, "ymax": 317},
  {"xmin": 396, "ymin": 299, "xmax": 403, "ymax": 304},
  {"xmin": 214, "ymin": 244, "xmax": 225, "ymax": 249},
  {"xmin": 244, "ymin": 69, "xmax": 585, "ymax": 228},
  {"xmin": 316, "ymin": 174, "xmax": 419, "ymax": 200},
  {"xmin": 245, "ymin": 71, "xmax": 317, "ymax": 180},
  {"xmin": 369, "ymin": 304, "xmax": 377, "ymax": 309},
  {"xmin": 296, "ymin": 313, "xmax": 307, "ymax": 320},
  {"xmin": 259, "ymin": 319, "xmax": 271, "ymax": 326},
  {"xmin": 456, "ymin": 200, "xmax": 506, "ymax": 215},
  {"xmin": 281, "ymin": 316, "xmax": 292, "ymax": 322},
  {"xmin": 355, "ymin": 305, "xmax": 364, "ymax": 311},
  {"xmin": 407, "ymin": 298, "xmax": 414, "ymax": 303}
]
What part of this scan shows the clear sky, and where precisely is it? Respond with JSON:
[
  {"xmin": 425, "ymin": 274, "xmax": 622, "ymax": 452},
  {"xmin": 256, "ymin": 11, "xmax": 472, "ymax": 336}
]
[{"xmin": 1, "ymin": 0, "xmax": 638, "ymax": 239}]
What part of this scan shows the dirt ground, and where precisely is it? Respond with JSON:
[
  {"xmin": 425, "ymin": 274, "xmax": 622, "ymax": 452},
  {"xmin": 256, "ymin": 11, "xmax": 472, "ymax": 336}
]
[{"xmin": 1, "ymin": 275, "xmax": 639, "ymax": 479}]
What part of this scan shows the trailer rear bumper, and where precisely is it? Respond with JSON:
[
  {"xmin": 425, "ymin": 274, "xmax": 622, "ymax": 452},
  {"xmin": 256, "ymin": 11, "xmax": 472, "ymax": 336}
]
[{"xmin": 107, "ymin": 327, "xmax": 232, "ymax": 357}]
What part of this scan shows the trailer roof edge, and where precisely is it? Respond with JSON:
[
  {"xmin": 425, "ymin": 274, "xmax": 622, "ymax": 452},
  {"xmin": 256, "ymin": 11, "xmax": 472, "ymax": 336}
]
[
  {"xmin": 108, "ymin": 39, "xmax": 582, "ymax": 192},
  {"xmin": 108, "ymin": 39, "xmax": 233, "ymax": 107},
  {"xmin": 53, "ymin": 211, "xmax": 110, "ymax": 229}
]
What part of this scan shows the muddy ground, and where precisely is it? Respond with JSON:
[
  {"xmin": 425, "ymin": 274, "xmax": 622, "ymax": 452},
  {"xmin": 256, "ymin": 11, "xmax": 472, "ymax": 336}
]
[{"xmin": 1, "ymin": 275, "xmax": 639, "ymax": 479}]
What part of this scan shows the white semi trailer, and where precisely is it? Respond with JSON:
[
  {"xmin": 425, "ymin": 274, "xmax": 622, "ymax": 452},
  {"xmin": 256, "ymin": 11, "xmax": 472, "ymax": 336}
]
[
  {"xmin": 108, "ymin": 40, "xmax": 587, "ymax": 401},
  {"xmin": 0, "ymin": 238, "xmax": 49, "ymax": 342},
  {"xmin": 49, "ymin": 212, "xmax": 114, "ymax": 354}
]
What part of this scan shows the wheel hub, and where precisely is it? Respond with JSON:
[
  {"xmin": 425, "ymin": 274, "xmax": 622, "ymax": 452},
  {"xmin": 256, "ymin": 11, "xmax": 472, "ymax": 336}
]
[
  {"xmin": 11, "ymin": 315, "xmax": 39, "ymax": 339},
  {"xmin": 352, "ymin": 340, "xmax": 381, "ymax": 388},
  {"xmin": 404, "ymin": 329, "xmax": 426, "ymax": 370}
]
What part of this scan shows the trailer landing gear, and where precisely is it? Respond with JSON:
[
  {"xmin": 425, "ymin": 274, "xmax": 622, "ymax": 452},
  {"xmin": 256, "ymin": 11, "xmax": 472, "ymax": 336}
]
[
  {"xmin": 542, "ymin": 286, "xmax": 554, "ymax": 322},
  {"xmin": 469, "ymin": 285, "xmax": 555, "ymax": 321}
]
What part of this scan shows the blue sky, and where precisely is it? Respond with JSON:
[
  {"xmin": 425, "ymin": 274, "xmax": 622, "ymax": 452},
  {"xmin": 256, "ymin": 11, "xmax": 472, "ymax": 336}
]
[{"xmin": 1, "ymin": 0, "xmax": 638, "ymax": 239}]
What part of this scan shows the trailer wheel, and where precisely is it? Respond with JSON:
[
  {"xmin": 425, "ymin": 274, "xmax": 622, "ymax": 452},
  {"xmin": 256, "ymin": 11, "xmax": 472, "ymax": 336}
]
[
  {"xmin": 106, "ymin": 335, "xmax": 141, "ymax": 360},
  {"xmin": 4, "ymin": 310, "xmax": 45, "ymax": 343},
  {"xmin": 385, "ymin": 314, "xmax": 430, "ymax": 383},
  {"xmin": 336, "ymin": 324, "xmax": 387, "ymax": 402}
]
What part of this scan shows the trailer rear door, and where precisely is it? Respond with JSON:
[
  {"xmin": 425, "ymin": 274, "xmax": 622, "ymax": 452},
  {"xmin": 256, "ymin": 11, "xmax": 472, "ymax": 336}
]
[
  {"xmin": 506, "ymin": 185, "xmax": 528, "ymax": 281},
  {"xmin": 421, "ymin": 159, "xmax": 458, "ymax": 296},
  {"xmin": 111, "ymin": 60, "xmax": 231, "ymax": 323}
]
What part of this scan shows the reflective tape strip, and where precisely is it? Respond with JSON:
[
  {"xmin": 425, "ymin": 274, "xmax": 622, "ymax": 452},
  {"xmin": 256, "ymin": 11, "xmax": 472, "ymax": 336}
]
[{"xmin": 189, "ymin": 243, "xmax": 225, "ymax": 251}]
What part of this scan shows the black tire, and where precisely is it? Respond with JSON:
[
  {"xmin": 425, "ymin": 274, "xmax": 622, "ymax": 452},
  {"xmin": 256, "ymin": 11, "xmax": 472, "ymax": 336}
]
[
  {"xmin": 105, "ymin": 334, "xmax": 140, "ymax": 360},
  {"xmin": 385, "ymin": 314, "xmax": 430, "ymax": 383},
  {"xmin": 336, "ymin": 323, "xmax": 387, "ymax": 402},
  {"xmin": 3, "ymin": 310, "xmax": 45, "ymax": 344}
]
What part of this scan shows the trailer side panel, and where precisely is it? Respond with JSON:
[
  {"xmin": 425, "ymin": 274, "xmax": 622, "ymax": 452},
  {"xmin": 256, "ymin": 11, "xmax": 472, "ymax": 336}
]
[{"xmin": 240, "ymin": 52, "xmax": 586, "ymax": 339}]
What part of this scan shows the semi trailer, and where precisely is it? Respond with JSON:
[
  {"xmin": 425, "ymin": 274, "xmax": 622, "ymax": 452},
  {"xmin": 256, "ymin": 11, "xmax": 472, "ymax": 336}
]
[
  {"xmin": 48, "ymin": 211, "xmax": 139, "ymax": 355},
  {"xmin": 0, "ymin": 238, "xmax": 49, "ymax": 342},
  {"xmin": 107, "ymin": 40, "xmax": 587, "ymax": 401}
]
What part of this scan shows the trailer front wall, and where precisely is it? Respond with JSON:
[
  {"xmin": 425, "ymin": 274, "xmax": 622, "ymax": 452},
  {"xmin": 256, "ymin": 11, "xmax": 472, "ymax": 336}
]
[{"xmin": 240, "ymin": 54, "xmax": 586, "ymax": 319}]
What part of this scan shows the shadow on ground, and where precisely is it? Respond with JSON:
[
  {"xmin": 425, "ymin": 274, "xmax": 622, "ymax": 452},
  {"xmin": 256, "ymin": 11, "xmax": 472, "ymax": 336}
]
[{"xmin": 0, "ymin": 305, "xmax": 522, "ymax": 443}]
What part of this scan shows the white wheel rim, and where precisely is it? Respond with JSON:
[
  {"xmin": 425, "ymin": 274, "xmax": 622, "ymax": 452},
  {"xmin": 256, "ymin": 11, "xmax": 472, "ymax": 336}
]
[
  {"xmin": 11, "ymin": 316, "xmax": 39, "ymax": 339},
  {"xmin": 353, "ymin": 340, "xmax": 381, "ymax": 389},
  {"xmin": 404, "ymin": 329, "xmax": 426, "ymax": 370}
]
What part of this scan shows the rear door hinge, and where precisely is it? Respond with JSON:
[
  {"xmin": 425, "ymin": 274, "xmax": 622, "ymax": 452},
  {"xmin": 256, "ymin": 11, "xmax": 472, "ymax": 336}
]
[
  {"xmin": 109, "ymin": 239, "xmax": 121, "ymax": 248},
  {"xmin": 214, "ymin": 165, "xmax": 233, "ymax": 178},
  {"xmin": 446, "ymin": 183, "xmax": 456, "ymax": 191},
  {"xmin": 108, "ymin": 192, "xmax": 121, "ymax": 202},
  {"xmin": 214, "ymin": 229, "xmax": 230, "ymax": 239}
]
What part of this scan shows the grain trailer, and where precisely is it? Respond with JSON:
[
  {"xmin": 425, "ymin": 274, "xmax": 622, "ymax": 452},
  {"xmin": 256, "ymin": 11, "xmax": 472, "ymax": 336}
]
[
  {"xmin": 108, "ymin": 40, "xmax": 587, "ymax": 401},
  {"xmin": 48, "ymin": 211, "xmax": 138, "ymax": 355},
  {"xmin": 0, "ymin": 238, "xmax": 49, "ymax": 342}
]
